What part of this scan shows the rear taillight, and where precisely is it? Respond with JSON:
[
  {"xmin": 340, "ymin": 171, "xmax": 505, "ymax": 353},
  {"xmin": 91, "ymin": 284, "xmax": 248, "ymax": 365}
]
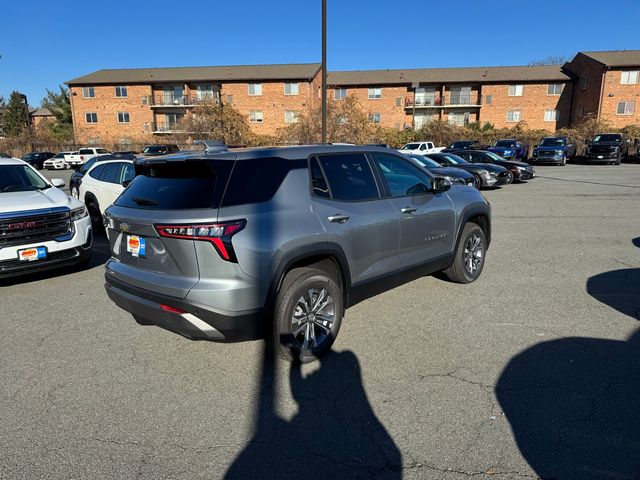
[{"xmin": 155, "ymin": 220, "xmax": 246, "ymax": 262}]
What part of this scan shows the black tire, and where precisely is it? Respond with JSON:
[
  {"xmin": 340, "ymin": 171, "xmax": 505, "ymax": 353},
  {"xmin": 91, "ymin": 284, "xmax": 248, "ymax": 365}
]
[
  {"xmin": 269, "ymin": 266, "xmax": 343, "ymax": 363},
  {"xmin": 87, "ymin": 203, "xmax": 104, "ymax": 233},
  {"xmin": 470, "ymin": 174, "xmax": 481, "ymax": 189},
  {"xmin": 443, "ymin": 223, "xmax": 487, "ymax": 284},
  {"xmin": 505, "ymin": 170, "xmax": 514, "ymax": 184}
]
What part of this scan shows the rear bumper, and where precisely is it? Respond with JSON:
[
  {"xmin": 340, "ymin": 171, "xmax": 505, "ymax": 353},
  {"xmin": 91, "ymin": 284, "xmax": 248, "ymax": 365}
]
[{"xmin": 104, "ymin": 275, "xmax": 265, "ymax": 342}]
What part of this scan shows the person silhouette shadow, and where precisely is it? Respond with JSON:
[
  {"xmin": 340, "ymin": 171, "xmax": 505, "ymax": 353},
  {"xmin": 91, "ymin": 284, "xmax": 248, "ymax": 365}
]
[
  {"xmin": 225, "ymin": 348, "xmax": 402, "ymax": 479},
  {"xmin": 496, "ymin": 238, "xmax": 640, "ymax": 479}
]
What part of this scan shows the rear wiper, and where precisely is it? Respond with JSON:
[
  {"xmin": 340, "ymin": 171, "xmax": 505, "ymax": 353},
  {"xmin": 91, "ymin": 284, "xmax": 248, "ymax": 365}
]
[{"xmin": 131, "ymin": 197, "xmax": 160, "ymax": 206}]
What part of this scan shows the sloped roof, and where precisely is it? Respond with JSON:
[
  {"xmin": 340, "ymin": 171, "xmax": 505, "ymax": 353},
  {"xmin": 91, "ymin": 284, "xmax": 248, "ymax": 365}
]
[
  {"xmin": 327, "ymin": 65, "xmax": 570, "ymax": 86},
  {"xmin": 581, "ymin": 50, "xmax": 640, "ymax": 67},
  {"xmin": 30, "ymin": 107, "xmax": 53, "ymax": 116},
  {"xmin": 67, "ymin": 63, "xmax": 322, "ymax": 85}
]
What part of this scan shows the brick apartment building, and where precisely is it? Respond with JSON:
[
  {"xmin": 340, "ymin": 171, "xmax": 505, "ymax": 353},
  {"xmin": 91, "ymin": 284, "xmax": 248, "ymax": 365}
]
[
  {"xmin": 66, "ymin": 50, "xmax": 640, "ymax": 145},
  {"xmin": 562, "ymin": 50, "xmax": 640, "ymax": 128}
]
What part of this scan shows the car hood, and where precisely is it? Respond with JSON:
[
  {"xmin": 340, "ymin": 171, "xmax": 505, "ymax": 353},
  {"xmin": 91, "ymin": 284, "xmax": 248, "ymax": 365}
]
[
  {"xmin": 0, "ymin": 187, "xmax": 78, "ymax": 214},
  {"xmin": 500, "ymin": 159, "xmax": 530, "ymax": 168}
]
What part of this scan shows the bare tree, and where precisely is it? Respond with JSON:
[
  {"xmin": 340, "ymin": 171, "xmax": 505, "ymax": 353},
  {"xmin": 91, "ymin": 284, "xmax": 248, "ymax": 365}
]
[{"xmin": 528, "ymin": 55, "xmax": 569, "ymax": 66}]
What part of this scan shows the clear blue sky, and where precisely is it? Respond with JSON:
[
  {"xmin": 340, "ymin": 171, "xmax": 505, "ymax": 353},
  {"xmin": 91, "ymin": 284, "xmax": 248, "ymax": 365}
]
[{"xmin": 2, "ymin": 0, "xmax": 639, "ymax": 106}]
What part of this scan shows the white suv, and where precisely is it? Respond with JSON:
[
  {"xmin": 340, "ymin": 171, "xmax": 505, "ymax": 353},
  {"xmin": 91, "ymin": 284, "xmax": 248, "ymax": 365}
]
[
  {"xmin": 79, "ymin": 159, "xmax": 135, "ymax": 230},
  {"xmin": 0, "ymin": 158, "xmax": 92, "ymax": 277}
]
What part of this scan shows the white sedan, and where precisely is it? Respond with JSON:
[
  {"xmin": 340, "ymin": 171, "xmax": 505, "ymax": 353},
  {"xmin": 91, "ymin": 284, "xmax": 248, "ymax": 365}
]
[{"xmin": 44, "ymin": 151, "xmax": 74, "ymax": 170}]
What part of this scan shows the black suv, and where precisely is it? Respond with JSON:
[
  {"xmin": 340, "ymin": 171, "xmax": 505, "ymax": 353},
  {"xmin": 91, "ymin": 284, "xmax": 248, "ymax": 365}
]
[
  {"xmin": 104, "ymin": 146, "xmax": 491, "ymax": 362},
  {"xmin": 21, "ymin": 152, "xmax": 55, "ymax": 170},
  {"xmin": 585, "ymin": 133, "xmax": 628, "ymax": 165}
]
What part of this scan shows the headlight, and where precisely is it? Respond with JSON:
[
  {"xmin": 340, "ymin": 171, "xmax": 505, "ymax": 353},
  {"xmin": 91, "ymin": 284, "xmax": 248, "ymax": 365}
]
[
  {"xmin": 443, "ymin": 175, "xmax": 464, "ymax": 184},
  {"xmin": 480, "ymin": 171, "xmax": 491, "ymax": 179},
  {"xmin": 532, "ymin": 150, "xmax": 538, "ymax": 156},
  {"xmin": 70, "ymin": 205, "xmax": 88, "ymax": 221},
  {"xmin": 556, "ymin": 150, "xmax": 564, "ymax": 155}
]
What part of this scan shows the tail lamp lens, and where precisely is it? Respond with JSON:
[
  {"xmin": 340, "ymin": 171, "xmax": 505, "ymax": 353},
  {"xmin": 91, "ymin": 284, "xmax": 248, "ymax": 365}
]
[{"xmin": 155, "ymin": 220, "xmax": 246, "ymax": 262}]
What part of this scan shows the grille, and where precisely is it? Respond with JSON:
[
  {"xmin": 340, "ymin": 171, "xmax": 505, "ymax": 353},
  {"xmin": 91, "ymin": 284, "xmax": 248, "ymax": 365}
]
[{"xmin": 0, "ymin": 210, "xmax": 72, "ymax": 247}]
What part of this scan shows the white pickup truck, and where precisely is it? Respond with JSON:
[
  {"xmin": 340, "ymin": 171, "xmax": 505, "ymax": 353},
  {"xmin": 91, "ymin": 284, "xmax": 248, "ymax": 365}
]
[
  {"xmin": 65, "ymin": 147, "xmax": 110, "ymax": 167},
  {"xmin": 397, "ymin": 141, "xmax": 444, "ymax": 155}
]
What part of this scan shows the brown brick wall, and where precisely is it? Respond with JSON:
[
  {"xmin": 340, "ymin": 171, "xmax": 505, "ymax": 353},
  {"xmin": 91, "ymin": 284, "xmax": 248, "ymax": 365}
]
[
  {"xmin": 479, "ymin": 82, "xmax": 571, "ymax": 130},
  {"xmin": 598, "ymin": 69, "xmax": 640, "ymax": 128},
  {"xmin": 329, "ymin": 86, "xmax": 412, "ymax": 129},
  {"xmin": 219, "ymin": 80, "xmax": 315, "ymax": 136},
  {"xmin": 70, "ymin": 85, "xmax": 154, "ymax": 144},
  {"xmin": 564, "ymin": 54, "xmax": 604, "ymax": 125}
]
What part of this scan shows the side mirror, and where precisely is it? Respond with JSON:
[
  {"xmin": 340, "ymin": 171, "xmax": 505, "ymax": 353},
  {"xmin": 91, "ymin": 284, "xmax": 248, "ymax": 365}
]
[
  {"xmin": 433, "ymin": 177, "xmax": 451, "ymax": 193},
  {"xmin": 51, "ymin": 178, "xmax": 65, "ymax": 188}
]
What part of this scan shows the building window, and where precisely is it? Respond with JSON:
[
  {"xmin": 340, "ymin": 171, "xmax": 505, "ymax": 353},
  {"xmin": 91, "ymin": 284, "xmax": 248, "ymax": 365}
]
[
  {"xmin": 196, "ymin": 85, "xmax": 215, "ymax": 100},
  {"xmin": 616, "ymin": 101, "xmax": 636, "ymax": 115},
  {"xmin": 508, "ymin": 85, "xmax": 524, "ymax": 96},
  {"xmin": 544, "ymin": 110, "xmax": 559, "ymax": 122},
  {"xmin": 368, "ymin": 88, "xmax": 382, "ymax": 99},
  {"xmin": 368, "ymin": 113, "xmax": 381, "ymax": 124},
  {"xmin": 448, "ymin": 112, "xmax": 470, "ymax": 126},
  {"xmin": 577, "ymin": 105, "xmax": 586, "ymax": 117},
  {"xmin": 485, "ymin": 95, "xmax": 492, "ymax": 105},
  {"xmin": 82, "ymin": 87, "xmax": 95, "ymax": 98},
  {"xmin": 117, "ymin": 112, "xmax": 130, "ymax": 123},
  {"xmin": 334, "ymin": 88, "xmax": 347, "ymax": 100},
  {"xmin": 226, "ymin": 95, "xmax": 233, "ymax": 105},
  {"xmin": 284, "ymin": 111, "xmax": 299, "ymax": 123},
  {"xmin": 284, "ymin": 82, "xmax": 299, "ymax": 95},
  {"xmin": 395, "ymin": 97, "xmax": 402, "ymax": 107},
  {"xmin": 547, "ymin": 84, "xmax": 563, "ymax": 95},
  {"xmin": 115, "ymin": 86, "xmax": 128, "ymax": 97},
  {"xmin": 580, "ymin": 77, "xmax": 588, "ymax": 90},
  {"xmin": 249, "ymin": 111, "xmax": 263, "ymax": 123},
  {"xmin": 248, "ymin": 83, "xmax": 262, "ymax": 96},
  {"xmin": 85, "ymin": 112, "xmax": 98, "ymax": 123},
  {"xmin": 621, "ymin": 71, "xmax": 640, "ymax": 85},
  {"xmin": 506, "ymin": 110, "xmax": 522, "ymax": 122},
  {"xmin": 414, "ymin": 112, "xmax": 433, "ymax": 129}
]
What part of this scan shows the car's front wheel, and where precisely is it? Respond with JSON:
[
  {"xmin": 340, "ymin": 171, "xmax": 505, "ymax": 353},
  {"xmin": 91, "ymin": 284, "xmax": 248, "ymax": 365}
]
[
  {"xmin": 505, "ymin": 170, "xmax": 514, "ymax": 184},
  {"xmin": 443, "ymin": 222, "xmax": 487, "ymax": 284},
  {"xmin": 270, "ymin": 266, "xmax": 343, "ymax": 363}
]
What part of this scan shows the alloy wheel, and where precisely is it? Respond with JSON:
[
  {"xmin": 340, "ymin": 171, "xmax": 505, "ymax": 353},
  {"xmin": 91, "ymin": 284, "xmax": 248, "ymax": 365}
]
[
  {"xmin": 464, "ymin": 233, "xmax": 484, "ymax": 276},
  {"xmin": 290, "ymin": 288, "xmax": 335, "ymax": 351}
]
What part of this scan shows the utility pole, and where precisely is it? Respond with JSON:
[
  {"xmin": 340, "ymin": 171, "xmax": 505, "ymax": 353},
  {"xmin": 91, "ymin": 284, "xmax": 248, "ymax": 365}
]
[{"xmin": 321, "ymin": 0, "xmax": 327, "ymax": 144}]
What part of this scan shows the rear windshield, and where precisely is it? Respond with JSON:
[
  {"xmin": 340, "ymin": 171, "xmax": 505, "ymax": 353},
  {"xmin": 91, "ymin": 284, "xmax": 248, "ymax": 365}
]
[{"xmin": 115, "ymin": 161, "xmax": 224, "ymax": 209}]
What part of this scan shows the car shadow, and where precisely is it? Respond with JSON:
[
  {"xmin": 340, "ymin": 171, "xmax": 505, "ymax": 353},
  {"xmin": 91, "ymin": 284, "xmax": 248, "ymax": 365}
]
[
  {"xmin": 224, "ymin": 346, "xmax": 402, "ymax": 479},
  {"xmin": 0, "ymin": 232, "xmax": 111, "ymax": 287},
  {"xmin": 496, "ymin": 237, "xmax": 640, "ymax": 480}
]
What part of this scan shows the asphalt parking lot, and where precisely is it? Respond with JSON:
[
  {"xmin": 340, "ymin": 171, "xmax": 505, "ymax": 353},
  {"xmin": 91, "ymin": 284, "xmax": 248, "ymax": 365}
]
[{"xmin": 2, "ymin": 164, "xmax": 639, "ymax": 479}]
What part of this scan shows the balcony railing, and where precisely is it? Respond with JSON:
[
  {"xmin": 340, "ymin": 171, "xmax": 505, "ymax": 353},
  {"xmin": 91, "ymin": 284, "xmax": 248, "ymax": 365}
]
[
  {"xmin": 405, "ymin": 95, "xmax": 482, "ymax": 108},
  {"xmin": 150, "ymin": 122, "xmax": 184, "ymax": 133},
  {"xmin": 149, "ymin": 93, "xmax": 219, "ymax": 107}
]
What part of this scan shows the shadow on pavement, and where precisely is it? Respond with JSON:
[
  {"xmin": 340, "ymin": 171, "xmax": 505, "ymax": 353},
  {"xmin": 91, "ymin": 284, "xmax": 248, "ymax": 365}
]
[
  {"xmin": 496, "ymin": 237, "xmax": 640, "ymax": 480},
  {"xmin": 225, "ymin": 347, "xmax": 402, "ymax": 479}
]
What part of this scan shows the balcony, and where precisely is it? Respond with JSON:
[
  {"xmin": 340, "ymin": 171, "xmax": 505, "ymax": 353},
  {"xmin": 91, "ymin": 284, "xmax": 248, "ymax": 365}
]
[
  {"xmin": 405, "ymin": 95, "xmax": 482, "ymax": 108},
  {"xmin": 149, "ymin": 93, "xmax": 219, "ymax": 107},
  {"xmin": 150, "ymin": 122, "xmax": 185, "ymax": 134}
]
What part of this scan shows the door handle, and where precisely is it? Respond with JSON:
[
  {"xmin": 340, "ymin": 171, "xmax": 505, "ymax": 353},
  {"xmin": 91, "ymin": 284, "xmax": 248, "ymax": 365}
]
[
  {"xmin": 328, "ymin": 214, "xmax": 350, "ymax": 223},
  {"xmin": 401, "ymin": 207, "xmax": 417, "ymax": 214}
]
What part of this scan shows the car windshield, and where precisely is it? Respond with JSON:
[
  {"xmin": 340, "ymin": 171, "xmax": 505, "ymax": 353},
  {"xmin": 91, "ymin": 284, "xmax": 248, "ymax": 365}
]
[
  {"xmin": 540, "ymin": 138, "xmax": 566, "ymax": 147},
  {"xmin": 143, "ymin": 146, "xmax": 165, "ymax": 154},
  {"xmin": 52, "ymin": 153, "xmax": 67, "ymax": 159},
  {"xmin": 79, "ymin": 157, "xmax": 98, "ymax": 173},
  {"xmin": 493, "ymin": 141, "xmax": 516, "ymax": 148},
  {"xmin": 450, "ymin": 141, "xmax": 472, "ymax": 148},
  {"xmin": 0, "ymin": 165, "xmax": 49, "ymax": 192},
  {"xmin": 400, "ymin": 143, "xmax": 421, "ymax": 150},
  {"xmin": 593, "ymin": 134, "xmax": 621, "ymax": 143},
  {"xmin": 22, "ymin": 153, "xmax": 37, "ymax": 160},
  {"xmin": 484, "ymin": 151, "xmax": 506, "ymax": 161},
  {"xmin": 433, "ymin": 154, "xmax": 468, "ymax": 165},
  {"xmin": 410, "ymin": 156, "xmax": 441, "ymax": 168}
]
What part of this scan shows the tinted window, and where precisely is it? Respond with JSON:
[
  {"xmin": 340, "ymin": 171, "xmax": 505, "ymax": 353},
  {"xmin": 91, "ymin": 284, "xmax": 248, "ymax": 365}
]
[
  {"xmin": 89, "ymin": 164, "xmax": 106, "ymax": 180},
  {"xmin": 593, "ymin": 134, "xmax": 621, "ymax": 143},
  {"xmin": 540, "ymin": 138, "xmax": 566, "ymax": 147},
  {"xmin": 309, "ymin": 158, "xmax": 330, "ymax": 198},
  {"xmin": 467, "ymin": 152, "xmax": 486, "ymax": 163},
  {"xmin": 100, "ymin": 163, "xmax": 122, "ymax": 184},
  {"xmin": 317, "ymin": 154, "xmax": 379, "ymax": 201},
  {"xmin": 372, "ymin": 153, "xmax": 431, "ymax": 197},
  {"xmin": 96, "ymin": 149, "xmax": 110, "ymax": 154},
  {"xmin": 493, "ymin": 141, "xmax": 516, "ymax": 148},
  {"xmin": 115, "ymin": 161, "xmax": 227, "ymax": 210},
  {"xmin": 222, "ymin": 158, "xmax": 300, "ymax": 207},
  {"xmin": 80, "ymin": 157, "xmax": 98, "ymax": 173},
  {"xmin": 122, "ymin": 164, "xmax": 135, "ymax": 183},
  {"xmin": 79, "ymin": 149, "xmax": 93, "ymax": 154}
]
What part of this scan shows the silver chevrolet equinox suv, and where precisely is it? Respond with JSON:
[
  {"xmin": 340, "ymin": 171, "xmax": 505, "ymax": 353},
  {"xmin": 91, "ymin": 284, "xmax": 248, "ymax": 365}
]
[{"xmin": 104, "ymin": 145, "xmax": 491, "ymax": 362}]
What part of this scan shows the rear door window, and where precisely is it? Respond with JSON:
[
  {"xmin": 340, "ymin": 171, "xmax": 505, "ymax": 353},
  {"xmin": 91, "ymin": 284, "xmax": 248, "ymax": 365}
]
[
  {"xmin": 89, "ymin": 164, "xmax": 106, "ymax": 180},
  {"xmin": 309, "ymin": 158, "xmax": 330, "ymax": 198},
  {"xmin": 115, "ymin": 160, "xmax": 231, "ymax": 210},
  {"xmin": 317, "ymin": 153, "xmax": 379, "ymax": 201},
  {"xmin": 99, "ymin": 163, "xmax": 122, "ymax": 184}
]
